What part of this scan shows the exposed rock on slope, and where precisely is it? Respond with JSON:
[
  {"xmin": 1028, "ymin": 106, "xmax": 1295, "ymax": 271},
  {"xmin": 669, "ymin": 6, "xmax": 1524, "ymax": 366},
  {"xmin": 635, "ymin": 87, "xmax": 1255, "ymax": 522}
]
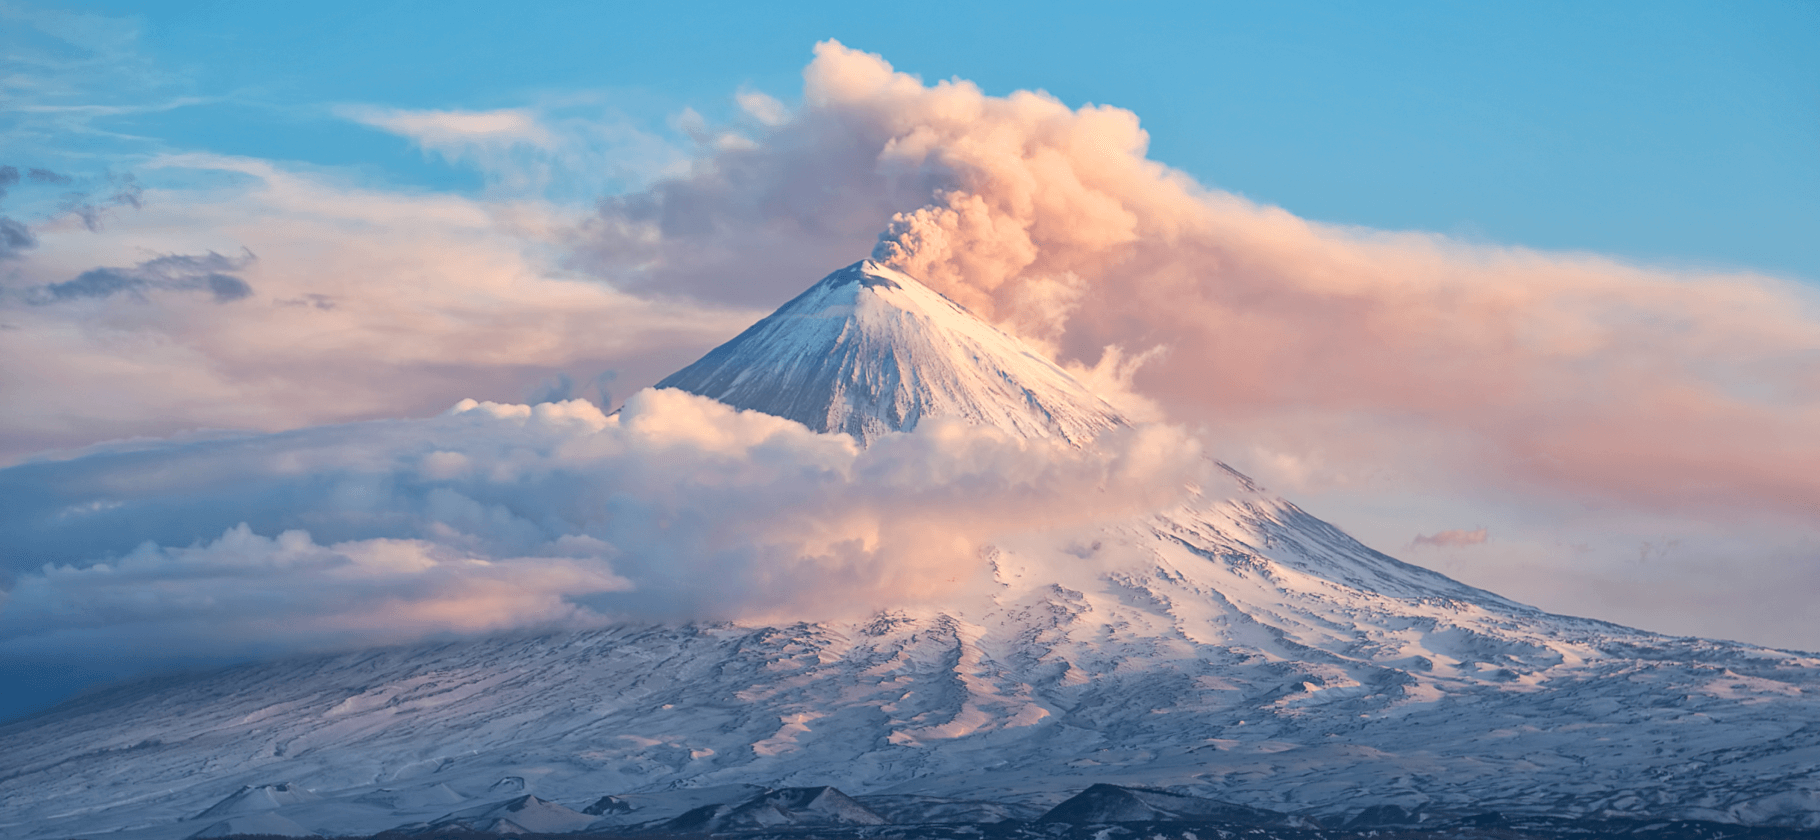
[
  {"xmin": 1037, "ymin": 784, "xmax": 1293, "ymax": 825},
  {"xmin": 665, "ymin": 786, "xmax": 886, "ymax": 831},
  {"xmin": 188, "ymin": 812, "xmax": 317, "ymax": 839},
  {"xmin": 421, "ymin": 794, "xmax": 594, "ymax": 835},
  {"xmin": 195, "ymin": 783, "xmax": 321, "ymax": 820}
]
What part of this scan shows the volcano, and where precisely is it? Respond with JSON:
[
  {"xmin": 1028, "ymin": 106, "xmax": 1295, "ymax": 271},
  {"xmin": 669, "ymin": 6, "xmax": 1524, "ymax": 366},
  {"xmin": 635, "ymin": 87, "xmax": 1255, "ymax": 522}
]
[
  {"xmin": 656, "ymin": 260, "xmax": 1127, "ymax": 446},
  {"xmin": 2, "ymin": 261, "xmax": 1819, "ymax": 839}
]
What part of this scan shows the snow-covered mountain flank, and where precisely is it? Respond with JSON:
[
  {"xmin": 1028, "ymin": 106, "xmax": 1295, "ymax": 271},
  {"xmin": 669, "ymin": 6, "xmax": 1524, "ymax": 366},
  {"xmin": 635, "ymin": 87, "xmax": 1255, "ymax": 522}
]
[
  {"xmin": 656, "ymin": 260, "xmax": 1127, "ymax": 445},
  {"xmin": 3, "ymin": 261, "xmax": 1819, "ymax": 840}
]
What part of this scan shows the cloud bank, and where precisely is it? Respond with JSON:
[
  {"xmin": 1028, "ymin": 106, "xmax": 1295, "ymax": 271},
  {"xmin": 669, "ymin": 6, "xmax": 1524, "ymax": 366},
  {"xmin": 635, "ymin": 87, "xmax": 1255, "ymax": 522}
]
[
  {"xmin": 0, "ymin": 391, "xmax": 1206, "ymax": 666},
  {"xmin": 0, "ymin": 155, "xmax": 753, "ymax": 462}
]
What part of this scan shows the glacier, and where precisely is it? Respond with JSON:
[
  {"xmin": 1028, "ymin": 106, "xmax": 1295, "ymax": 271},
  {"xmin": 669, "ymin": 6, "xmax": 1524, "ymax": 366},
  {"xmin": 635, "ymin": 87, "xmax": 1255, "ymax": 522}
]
[{"xmin": 1, "ymin": 260, "xmax": 1818, "ymax": 839}]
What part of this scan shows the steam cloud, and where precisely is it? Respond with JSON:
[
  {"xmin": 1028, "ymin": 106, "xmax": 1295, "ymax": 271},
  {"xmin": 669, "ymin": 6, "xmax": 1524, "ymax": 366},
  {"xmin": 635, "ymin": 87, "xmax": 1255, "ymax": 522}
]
[{"xmin": 579, "ymin": 41, "xmax": 1820, "ymax": 522}]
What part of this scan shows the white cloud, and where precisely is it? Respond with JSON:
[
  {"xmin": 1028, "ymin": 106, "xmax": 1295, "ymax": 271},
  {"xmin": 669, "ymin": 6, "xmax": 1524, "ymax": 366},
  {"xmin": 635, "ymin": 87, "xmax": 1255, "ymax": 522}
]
[
  {"xmin": 338, "ymin": 100, "xmax": 688, "ymax": 200},
  {"xmin": 736, "ymin": 89, "xmax": 790, "ymax": 127},
  {"xmin": 0, "ymin": 390, "xmax": 1210, "ymax": 665},
  {"xmin": 1, "ymin": 524, "xmax": 630, "ymax": 658},
  {"xmin": 340, "ymin": 106, "xmax": 558, "ymax": 150}
]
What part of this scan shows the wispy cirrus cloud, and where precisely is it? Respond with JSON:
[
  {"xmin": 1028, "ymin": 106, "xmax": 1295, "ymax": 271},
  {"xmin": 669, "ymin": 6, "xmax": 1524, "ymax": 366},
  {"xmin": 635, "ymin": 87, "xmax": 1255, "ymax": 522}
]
[
  {"xmin": 0, "ymin": 166, "xmax": 37, "ymax": 260},
  {"xmin": 0, "ymin": 3, "xmax": 185, "ymax": 160},
  {"xmin": 0, "ymin": 164, "xmax": 131, "ymax": 261},
  {"xmin": 339, "ymin": 101, "xmax": 689, "ymax": 201},
  {"xmin": 339, "ymin": 105, "xmax": 557, "ymax": 155},
  {"xmin": 55, "ymin": 171, "xmax": 143, "ymax": 230}
]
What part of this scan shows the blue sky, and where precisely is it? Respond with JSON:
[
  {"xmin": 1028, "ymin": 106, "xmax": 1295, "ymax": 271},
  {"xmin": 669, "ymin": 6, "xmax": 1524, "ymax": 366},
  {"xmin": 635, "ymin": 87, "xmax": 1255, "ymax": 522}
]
[{"xmin": 9, "ymin": 0, "xmax": 1818, "ymax": 282}]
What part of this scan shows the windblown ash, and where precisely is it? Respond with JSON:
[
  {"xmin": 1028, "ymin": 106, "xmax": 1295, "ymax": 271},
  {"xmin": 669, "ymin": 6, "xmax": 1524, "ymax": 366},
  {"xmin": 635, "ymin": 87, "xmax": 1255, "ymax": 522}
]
[
  {"xmin": 581, "ymin": 41, "xmax": 1820, "ymax": 520},
  {"xmin": 0, "ymin": 390, "xmax": 1207, "ymax": 664}
]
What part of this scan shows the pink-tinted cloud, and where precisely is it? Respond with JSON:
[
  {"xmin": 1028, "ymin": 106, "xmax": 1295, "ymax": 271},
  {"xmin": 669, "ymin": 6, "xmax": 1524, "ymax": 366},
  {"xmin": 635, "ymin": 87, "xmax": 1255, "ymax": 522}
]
[
  {"xmin": 575, "ymin": 40, "xmax": 1820, "ymax": 524},
  {"xmin": 1412, "ymin": 527, "xmax": 1490, "ymax": 549},
  {"xmin": 0, "ymin": 154, "xmax": 755, "ymax": 463},
  {"xmin": 0, "ymin": 392, "xmax": 1212, "ymax": 662}
]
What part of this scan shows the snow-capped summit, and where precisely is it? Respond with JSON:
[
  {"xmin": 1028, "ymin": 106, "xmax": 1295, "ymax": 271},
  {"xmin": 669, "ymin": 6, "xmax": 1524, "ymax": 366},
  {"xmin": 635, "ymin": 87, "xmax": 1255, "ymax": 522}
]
[{"xmin": 656, "ymin": 259, "xmax": 1127, "ymax": 446}]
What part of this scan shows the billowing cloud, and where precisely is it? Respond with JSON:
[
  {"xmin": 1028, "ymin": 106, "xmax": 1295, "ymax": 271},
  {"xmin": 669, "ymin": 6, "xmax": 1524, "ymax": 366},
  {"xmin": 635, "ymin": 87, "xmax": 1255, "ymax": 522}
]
[
  {"xmin": 0, "ymin": 390, "xmax": 1207, "ymax": 665},
  {"xmin": 1412, "ymin": 527, "xmax": 1489, "ymax": 549},
  {"xmin": 572, "ymin": 41, "xmax": 1820, "ymax": 528}
]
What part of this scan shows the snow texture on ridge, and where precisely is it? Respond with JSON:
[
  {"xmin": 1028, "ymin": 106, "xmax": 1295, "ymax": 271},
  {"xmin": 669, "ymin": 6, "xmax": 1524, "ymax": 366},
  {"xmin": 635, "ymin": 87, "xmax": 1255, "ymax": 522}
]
[
  {"xmin": 187, "ymin": 812, "xmax": 316, "ymax": 838},
  {"xmin": 1036, "ymin": 784, "xmax": 1292, "ymax": 825},
  {"xmin": 6, "ymin": 487, "xmax": 1818, "ymax": 839},
  {"xmin": 656, "ymin": 260, "xmax": 1128, "ymax": 446},
  {"xmin": 665, "ymin": 786, "xmax": 886, "ymax": 831},
  {"xmin": 425, "ymin": 794, "xmax": 595, "ymax": 834}
]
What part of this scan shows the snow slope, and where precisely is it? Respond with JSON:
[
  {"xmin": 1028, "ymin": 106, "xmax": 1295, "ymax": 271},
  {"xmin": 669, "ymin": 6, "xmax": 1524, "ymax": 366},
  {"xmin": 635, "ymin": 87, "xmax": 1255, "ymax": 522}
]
[
  {"xmin": 655, "ymin": 260, "xmax": 1127, "ymax": 445},
  {"xmin": 3, "ymin": 260, "xmax": 1819, "ymax": 839},
  {"xmin": 5, "ymin": 488, "xmax": 1817, "ymax": 839}
]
